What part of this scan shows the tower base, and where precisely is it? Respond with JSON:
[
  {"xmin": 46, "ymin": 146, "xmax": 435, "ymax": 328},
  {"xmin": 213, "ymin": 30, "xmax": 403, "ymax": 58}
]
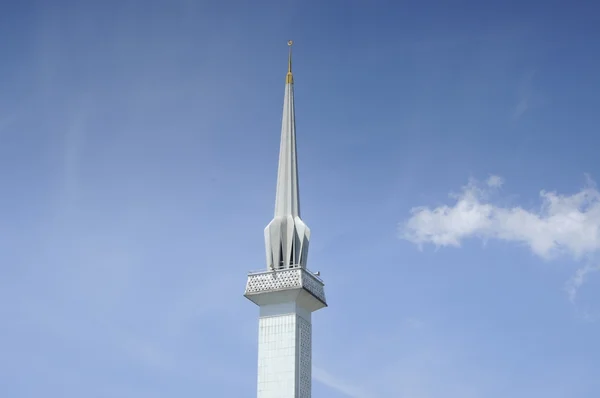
[{"xmin": 257, "ymin": 301, "xmax": 312, "ymax": 398}]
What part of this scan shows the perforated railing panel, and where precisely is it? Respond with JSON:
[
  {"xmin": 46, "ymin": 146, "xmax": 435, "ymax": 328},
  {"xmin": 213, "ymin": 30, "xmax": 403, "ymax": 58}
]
[
  {"xmin": 300, "ymin": 272, "xmax": 326, "ymax": 303},
  {"xmin": 245, "ymin": 268, "xmax": 326, "ymax": 304},
  {"xmin": 245, "ymin": 269, "xmax": 302, "ymax": 293}
]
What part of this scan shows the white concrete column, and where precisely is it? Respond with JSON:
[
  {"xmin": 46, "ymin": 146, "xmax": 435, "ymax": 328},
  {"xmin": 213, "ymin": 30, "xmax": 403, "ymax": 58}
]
[{"xmin": 257, "ymin": 302, "xmax": 312, "ymax": 398}]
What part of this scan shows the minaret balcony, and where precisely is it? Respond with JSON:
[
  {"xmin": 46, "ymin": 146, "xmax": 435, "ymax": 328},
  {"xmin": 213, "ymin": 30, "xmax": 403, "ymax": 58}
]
[{"xmin": 244, "ymin": 267, "xmax": 327, "ymax": 312}]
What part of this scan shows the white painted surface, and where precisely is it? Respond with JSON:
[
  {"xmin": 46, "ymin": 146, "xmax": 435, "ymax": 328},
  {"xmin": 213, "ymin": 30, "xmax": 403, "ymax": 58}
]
[
  {"xmin": 248, "ymin": 55, "xmax": 326, "ymax": 398},
  {"xmin": 274, "ymin": 82, "xmax": 300, "ymax": 219},
  {"xmin": 259, "ymin": 301, "xmax": 312, "ymax": 321},
  {"xmin": 257, "ymin": 304, "xmax": 312, "ymax": 398},
  {"xmin": 264, "ymin": 82, "xmax": 311, "ymax": 271}
]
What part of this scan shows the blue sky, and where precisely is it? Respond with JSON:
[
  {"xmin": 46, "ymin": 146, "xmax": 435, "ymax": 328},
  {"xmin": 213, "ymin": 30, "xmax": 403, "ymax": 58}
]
[{"xmin": 2, "ymin": 0, "xmax": 600, "ymax": 397}]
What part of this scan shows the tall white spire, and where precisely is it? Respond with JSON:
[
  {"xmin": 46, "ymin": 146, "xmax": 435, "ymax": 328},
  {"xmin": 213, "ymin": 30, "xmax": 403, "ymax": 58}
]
[
  {"xmin": 265, "ymin": 40, "xmax": 311, "ymax": 270},
  {"xmin": 245, "ymin": 42, "xmax": 327, "ymax": 398},
  {"xmin": 274, "ymin": 40, "xmax": 299, "ymax": 217}
]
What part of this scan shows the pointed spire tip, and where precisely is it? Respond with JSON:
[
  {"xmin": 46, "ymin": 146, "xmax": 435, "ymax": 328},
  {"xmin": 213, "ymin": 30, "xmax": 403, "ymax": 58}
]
[{"xmin": 286, "ymin": 40, "xmax": 293, "ymax": 84}]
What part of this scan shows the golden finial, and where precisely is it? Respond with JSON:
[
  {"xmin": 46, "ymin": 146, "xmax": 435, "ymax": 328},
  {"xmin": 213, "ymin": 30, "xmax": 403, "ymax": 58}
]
[{"xmin": 286, "ymin": 40, "xmax": 293, "ymax": 84}]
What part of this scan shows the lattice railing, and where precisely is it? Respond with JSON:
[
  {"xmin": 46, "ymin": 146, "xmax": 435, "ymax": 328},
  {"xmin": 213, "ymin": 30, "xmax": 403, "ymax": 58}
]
[{"xmin": 245, "ymin": 268, "xmax": 326, "ymax": 304}]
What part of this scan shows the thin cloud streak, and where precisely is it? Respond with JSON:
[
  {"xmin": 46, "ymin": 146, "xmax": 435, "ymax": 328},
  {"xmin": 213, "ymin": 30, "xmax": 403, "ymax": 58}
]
[
  {"xmin": 565, "ymin": 263, "xmax": 600, "ymax": 303},
  {"xmin": 314, "ymin": 366, "xmax": 371, "ymax": 398},
  {"xmin": 512, "ymin": 70, "xmax": 538, "ymax": 120}
]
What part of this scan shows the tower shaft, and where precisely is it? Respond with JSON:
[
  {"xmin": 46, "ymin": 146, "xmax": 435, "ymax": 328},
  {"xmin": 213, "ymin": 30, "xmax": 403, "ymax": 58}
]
[{"xmin": 258, "ymin": 300, "xmax": 312, "ymax": 397}]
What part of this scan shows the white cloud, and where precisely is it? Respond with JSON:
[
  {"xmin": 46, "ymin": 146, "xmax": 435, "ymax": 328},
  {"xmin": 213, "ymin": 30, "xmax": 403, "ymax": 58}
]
[{"xmin": 400, "ymin": 176, "xmax": 600, "ymax": 302}]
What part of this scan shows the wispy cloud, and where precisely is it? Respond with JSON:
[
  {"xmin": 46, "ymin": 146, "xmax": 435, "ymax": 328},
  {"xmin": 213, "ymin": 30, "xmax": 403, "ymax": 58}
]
[
  {"xmin": 61, "ymin": 111, "xmax": 87, "ymax": 208},
  {"xmin": 512, "ymin": 70, "xmax": 538, "ymax": 120},
  {"xmin": 314, "ymin": 330, "xmax": 494, "ymax": 398},
  {"xmin": 400, "ymin": 175, "xmax": 600, "ymax": 303},
  {"xmin": 314, "ymin": 366, "xmax": 371, "ymax": 398},
  {"xmin": 565, "ymin": 263, "xmax": 600, "ymax": 303},
  {"xmin": 404, "ymin": 317, "xmax": 426, "ymax": 329}
]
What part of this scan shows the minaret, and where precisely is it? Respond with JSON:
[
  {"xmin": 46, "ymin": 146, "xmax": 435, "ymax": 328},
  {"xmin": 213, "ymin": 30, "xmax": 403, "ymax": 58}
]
[{"xmin": 245, "ymin": 41, "xmax": 327, "ymax": 398}]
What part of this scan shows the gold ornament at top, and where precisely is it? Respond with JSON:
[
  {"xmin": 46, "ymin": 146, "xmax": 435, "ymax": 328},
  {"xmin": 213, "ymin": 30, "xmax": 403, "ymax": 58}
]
[{"xmin": 286, "ymin": 40, "xmax": 294, "ymax": 84}]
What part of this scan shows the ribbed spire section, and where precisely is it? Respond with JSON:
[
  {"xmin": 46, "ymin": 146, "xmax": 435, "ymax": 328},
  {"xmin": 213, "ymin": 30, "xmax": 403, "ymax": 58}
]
[
  {"xmin": 274, "ymin": 63, "xmax": 299, "ymax": 216},
  {"xmin": 264, "ymin": 41, "xmax": 311, "ymax": 270}
]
